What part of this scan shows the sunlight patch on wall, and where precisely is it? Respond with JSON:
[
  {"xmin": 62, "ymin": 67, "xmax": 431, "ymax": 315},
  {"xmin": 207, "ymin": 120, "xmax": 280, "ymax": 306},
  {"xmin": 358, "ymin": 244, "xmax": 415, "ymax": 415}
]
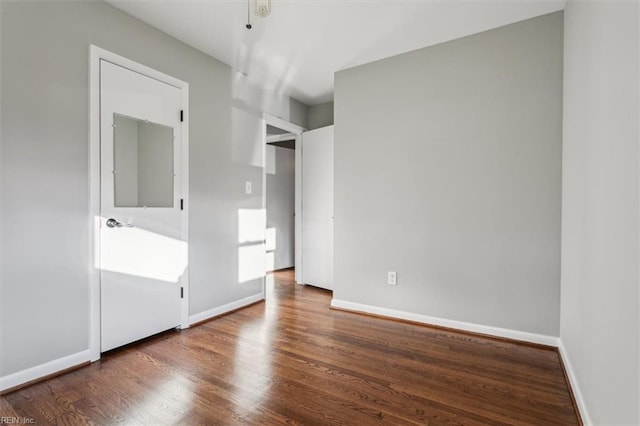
[
  {"xmin": 265, "ymin": 227, "xmax": 276, "ymax": 252},
  {"xmin": 238, "ymin": 243, "xmax": 266, "ymax": 284},
  {"xmin": 238, "ymin": 209, "xmax": 266, "ymax": 244},
  {"xmin": 238, "ymin": 209, "xmax": 266, "ymax": 283},
  {"xmin": 265, "ymin": 227, "xmax": 276, "ymax": 272},
  {"xmin": 265, "ymin": 251, "xmax": 275, "ymax": 273}
]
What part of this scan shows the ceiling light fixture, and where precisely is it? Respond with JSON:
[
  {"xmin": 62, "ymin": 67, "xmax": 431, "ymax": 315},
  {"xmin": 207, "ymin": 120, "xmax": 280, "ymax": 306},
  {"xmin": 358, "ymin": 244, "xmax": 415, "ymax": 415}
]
[
  {"xmin": 254, "ymin": 0, "xmax": 271, "ymax": 17},
  {"xmin": 246, "ymin": 0, "xmax": 271, "ymax": 29}
]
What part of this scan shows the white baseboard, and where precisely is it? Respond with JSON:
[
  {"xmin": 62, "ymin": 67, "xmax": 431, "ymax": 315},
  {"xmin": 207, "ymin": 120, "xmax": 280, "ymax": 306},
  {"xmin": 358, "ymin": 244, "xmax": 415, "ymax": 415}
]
[
  {"xmin": 558, "ymin": 340, "xmax": 591, "ymax": 425},
  {"xmin": 0, "ymin": 349, "xmax": 90, "ymax": 392},
  {"xmin": 189, "ymin": 292, "xmax": 264, "ymax": 325},
  {"xmin": 330, "ymin": 299, "xmax": 560, "ymax": 347}
]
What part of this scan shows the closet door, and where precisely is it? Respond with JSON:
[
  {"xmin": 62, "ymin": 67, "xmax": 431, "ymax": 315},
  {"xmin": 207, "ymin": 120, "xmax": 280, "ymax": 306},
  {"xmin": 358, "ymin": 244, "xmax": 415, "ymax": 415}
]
[{"xmin": 301, "ymin": 125, "xmax": 334, "ymax": 290}]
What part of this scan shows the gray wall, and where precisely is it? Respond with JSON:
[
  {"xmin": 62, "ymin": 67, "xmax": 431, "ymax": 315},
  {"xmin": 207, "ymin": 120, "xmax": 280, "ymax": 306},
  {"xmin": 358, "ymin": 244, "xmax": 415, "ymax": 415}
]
[
  {"xmin": 0, "ymin": 1, "xmax": 307, "ymax": 377},
  {"xmin": 333, "ymin": 12, "xmax": 563, "ymax": 336},
  {"xmin": 288, "ymin": 99, "xmax": 309, "ymax": 130},
  {"xmin": 266, "ymin": 145, "xmax": 295, "ymax": 271},
  {"xmin": 561, "ymin": 2, "xmax": 639, "ymax": 424},
  {"xmin": 308, "ymin": 102, "xmax": 334, "ymax": 130}
]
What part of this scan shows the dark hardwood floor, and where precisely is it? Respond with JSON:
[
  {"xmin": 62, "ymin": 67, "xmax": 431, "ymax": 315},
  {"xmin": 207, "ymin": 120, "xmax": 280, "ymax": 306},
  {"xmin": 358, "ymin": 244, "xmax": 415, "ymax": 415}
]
[{"xmin": 1, "ymin": 269, "xmax": 579, "ymax": 425}]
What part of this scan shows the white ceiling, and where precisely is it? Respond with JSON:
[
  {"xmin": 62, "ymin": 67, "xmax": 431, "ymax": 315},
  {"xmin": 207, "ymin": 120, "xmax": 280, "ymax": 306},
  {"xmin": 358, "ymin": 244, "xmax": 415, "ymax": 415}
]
[{"xmin": 106, "ymin": 0, "xmax": 565, "ymax": 106}]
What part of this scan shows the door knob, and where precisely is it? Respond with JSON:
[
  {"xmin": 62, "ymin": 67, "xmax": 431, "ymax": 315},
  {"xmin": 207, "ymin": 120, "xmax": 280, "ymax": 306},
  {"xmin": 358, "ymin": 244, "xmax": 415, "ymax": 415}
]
[{"xmin": 106, "ymin": 218, "xmax": 133, "ymax": 228}]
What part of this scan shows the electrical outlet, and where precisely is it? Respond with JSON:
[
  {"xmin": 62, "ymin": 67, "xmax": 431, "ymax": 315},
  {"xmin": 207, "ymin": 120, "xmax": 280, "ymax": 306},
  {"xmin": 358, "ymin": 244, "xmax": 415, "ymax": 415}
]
[{"xmin": 388, "ymin": 271, "xmax": 397, "ymax": 285}]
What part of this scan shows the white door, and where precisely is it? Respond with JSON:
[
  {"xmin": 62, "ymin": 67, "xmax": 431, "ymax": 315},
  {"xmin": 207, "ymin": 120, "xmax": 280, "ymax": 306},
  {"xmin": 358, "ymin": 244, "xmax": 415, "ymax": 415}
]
[
  {"xmin": 301, "ymin": 125, "xmax": 334, "ymax": 290},
  {"xmin": 100, "ymin": 60, "xmax": 186, "ymax": 352}
]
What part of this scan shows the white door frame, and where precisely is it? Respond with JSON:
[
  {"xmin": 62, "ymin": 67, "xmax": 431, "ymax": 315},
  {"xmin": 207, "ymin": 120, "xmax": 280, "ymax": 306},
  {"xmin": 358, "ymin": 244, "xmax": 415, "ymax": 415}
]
[
  {"xmin": 262, "ymin": 114, "xmax": 305, "ymax": 284},
  {"xmin": 88, "ymin": 45, "xmax": 190, "ymax": 362}
]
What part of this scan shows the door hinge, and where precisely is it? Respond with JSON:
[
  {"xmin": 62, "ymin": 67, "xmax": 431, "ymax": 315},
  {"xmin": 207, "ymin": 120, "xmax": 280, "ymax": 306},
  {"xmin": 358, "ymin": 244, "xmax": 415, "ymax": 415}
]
[
  {"xmin": 180, "ymin": 198, "xmax": 184, "ymax": 210},
  {"xmin": 180, "ymin": 110, "xmax": 184, "ymax": 122},
  {"xmin": 181, "ymin": 287, "xmax": 184, "ymax": 299}
]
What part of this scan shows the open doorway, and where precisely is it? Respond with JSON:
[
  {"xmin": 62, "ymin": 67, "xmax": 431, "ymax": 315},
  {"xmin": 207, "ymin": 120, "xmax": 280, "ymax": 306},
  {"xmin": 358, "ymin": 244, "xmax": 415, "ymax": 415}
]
[
  {"xmin": 265, "ymin": 125, "xmax": 296, "ymax": 273},
  {"xmin": 262, "ymin": 114, "xmax": 305, "ymax": 287}
]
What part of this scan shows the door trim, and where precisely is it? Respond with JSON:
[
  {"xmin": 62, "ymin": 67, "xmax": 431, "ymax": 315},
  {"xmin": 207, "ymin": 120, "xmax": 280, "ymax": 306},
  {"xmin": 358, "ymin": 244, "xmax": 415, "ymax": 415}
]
[
  {"xmin": 262, "ymin": 114, "xmax": 305, "ymax": 284},
  {"xmin": 89, "ymin": 45, "xmax": 190, "ymax": 362}
]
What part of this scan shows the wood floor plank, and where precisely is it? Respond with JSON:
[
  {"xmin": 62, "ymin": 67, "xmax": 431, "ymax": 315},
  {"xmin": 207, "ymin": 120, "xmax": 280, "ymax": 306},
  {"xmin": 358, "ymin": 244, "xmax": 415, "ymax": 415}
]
[{"xmin": 0, "ymin": 270, "xmax": 579, "ymax": 424}]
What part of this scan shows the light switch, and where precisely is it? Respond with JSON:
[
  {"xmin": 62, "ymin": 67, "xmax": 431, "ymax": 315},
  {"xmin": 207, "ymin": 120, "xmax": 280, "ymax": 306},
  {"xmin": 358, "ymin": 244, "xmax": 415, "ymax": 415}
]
[{"xmin": 245, "ymin": 181, "xmax": 252, "ymax": 194}]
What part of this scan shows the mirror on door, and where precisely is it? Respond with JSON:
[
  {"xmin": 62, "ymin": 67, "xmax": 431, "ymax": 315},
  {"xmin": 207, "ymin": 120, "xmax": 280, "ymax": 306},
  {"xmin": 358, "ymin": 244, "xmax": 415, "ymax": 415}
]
[{"xmin": 113, "ymin": 113, "xmax": 174, "ymax": 208}]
